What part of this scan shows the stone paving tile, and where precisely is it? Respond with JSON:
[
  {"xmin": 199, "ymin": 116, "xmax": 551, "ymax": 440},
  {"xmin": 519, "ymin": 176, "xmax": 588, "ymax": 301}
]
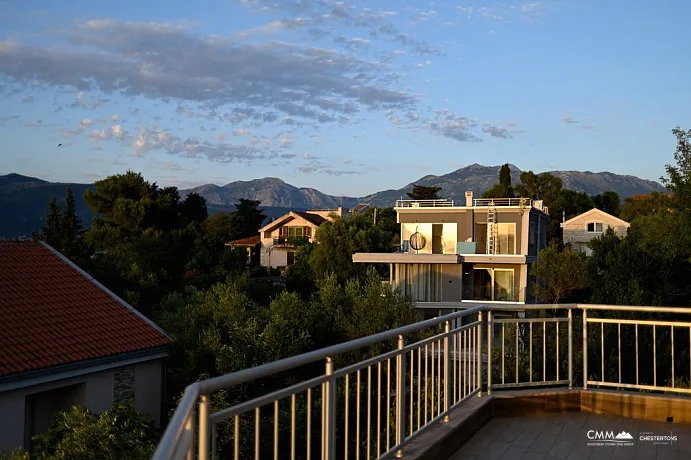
[{"xmin": 451, "ymin": 413, "xmax": 691, "ymax": 460}]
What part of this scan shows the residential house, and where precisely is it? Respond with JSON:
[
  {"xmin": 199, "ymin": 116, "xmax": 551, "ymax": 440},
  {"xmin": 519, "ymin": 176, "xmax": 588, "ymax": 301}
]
[
  {"xmin": 560, "ymin": 208, "xmax": 630, "ymax": 255},
  {"xmin": 352, "ymin": 192, "xmax": 549, "ymax": 319},
  {"xmin": 257, "ymin": 208, "xmax": 343, "ymax": 268},
  {"xmin": 225, "ymin": 235, "xmax": 261, "ymax": 267},
  {"xmin": 0, "ymin": 240, "xmax": 171, "ymax": 452}
]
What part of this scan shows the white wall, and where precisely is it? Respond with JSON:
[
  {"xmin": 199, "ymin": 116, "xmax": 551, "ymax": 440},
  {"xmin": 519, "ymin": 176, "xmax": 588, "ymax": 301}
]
[{"xmin": 0, "ymin": 359, "xmax": 164, "ymax": 452}]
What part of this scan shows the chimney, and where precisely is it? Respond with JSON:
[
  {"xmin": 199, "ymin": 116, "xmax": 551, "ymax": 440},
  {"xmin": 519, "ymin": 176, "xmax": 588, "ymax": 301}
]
[{"xmin": 465, "ymin": 191, "xmax": 473, "ymax": 207}]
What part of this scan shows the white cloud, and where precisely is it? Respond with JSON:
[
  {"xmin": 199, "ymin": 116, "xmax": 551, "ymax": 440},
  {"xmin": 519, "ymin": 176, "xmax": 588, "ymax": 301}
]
[{"xmin": 0, "ymin": 19, "xmax": 414, "ymax": 128}]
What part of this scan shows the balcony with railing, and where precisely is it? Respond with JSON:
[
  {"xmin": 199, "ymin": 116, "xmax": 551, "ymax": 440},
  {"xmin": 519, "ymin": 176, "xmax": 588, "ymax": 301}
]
[
  {"xmin": 272, "ymin": 236, "xmax": 311, "ymax": 246},
  {"xmin": 395, "ymin": 199, "xmax": 455, "ymax": 208},
  {"xmin": 153, "ymin": 304, "xmax": 691, "ymax": 460},
  {"xmin": 394, "ymin": 197, "xmax": 548, "ymax": 214}
]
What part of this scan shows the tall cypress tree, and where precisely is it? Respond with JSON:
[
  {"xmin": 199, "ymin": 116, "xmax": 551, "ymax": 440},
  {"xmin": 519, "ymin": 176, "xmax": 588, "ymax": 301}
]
[
  {"xmin": 61, "ymin": 187, "xmax": 83, "ymax": 258},
  {"xmin": 40, "ymin": 196, "xmax": 63, "ymax": 248}
]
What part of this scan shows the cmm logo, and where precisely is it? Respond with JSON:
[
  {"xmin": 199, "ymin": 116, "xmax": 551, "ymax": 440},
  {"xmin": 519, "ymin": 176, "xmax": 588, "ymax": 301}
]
[{"xmin": 586, "ymin": 430, "xmax": 634, "ymax": 446}]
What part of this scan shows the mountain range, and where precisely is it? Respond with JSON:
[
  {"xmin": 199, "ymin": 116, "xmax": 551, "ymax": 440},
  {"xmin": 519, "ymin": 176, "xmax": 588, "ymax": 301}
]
[{"xmin": 0, "ymin": 164, "xmax": 667, "ymax": 237}]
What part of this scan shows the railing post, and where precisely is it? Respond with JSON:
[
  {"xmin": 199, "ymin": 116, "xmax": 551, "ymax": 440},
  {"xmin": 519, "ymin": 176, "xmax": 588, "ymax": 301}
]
[
  {"xmin": 323, "ymin": 357, "xmax": 337, "ymax": 460},
  {"xmin": 443, "ymin": 321, "xmax": 450, "ymax": 422},
  {"xmin": 198, "ymin": 395, "xmax": 210, "ymax": 460},
  {"xmin": 395, "ymin": 335, "xmax": 406, "ymax": 458},
  {"xmin": 568, "ymin": 309, "xmax": 573, "ymax": 389},
  {"xmin": 487, "ymin": 311, "xmax": 493, "ymax": 395},
  {"xmin": 211, "ymin": 423, "xmax": 218, "ymax": 460},
  {"xmin": 477, "ymin": 311, "xmax": 483, "ymax": 397},
  {"xmin": 582, "ymin": 309, "xmax": 588, "ymax": 390},
  {"xmin": 186, "ymin": 409, "xmax": 196, "ymax": 460}
]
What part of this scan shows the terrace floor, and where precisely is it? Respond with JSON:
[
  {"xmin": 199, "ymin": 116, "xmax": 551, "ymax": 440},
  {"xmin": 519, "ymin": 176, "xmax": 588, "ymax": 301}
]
[{"xmin": 450, "ymin": 412, "xmax": 691, "ymax": 460}]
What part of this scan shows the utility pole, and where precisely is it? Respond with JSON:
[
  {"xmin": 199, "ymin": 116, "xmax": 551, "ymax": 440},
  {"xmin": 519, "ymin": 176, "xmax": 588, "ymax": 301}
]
[{"xmin": 373, "ymin": 207, "xmax": 377, "ymax": 225}]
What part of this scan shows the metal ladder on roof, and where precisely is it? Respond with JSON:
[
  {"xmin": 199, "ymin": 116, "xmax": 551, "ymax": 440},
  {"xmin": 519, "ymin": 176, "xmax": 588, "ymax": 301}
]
[{"xmin": 487, "ymin": 201, "xmax": 498, "ymax": 254}]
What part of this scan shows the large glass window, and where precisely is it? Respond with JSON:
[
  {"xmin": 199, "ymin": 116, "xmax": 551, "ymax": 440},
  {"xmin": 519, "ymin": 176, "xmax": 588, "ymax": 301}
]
[
  {"xmin": 496, "ymin": 223, "xmax": 516, "ymax": 255},
  {"xmin": 393, "ymin": 263, "xmax": 442, "ymax": 302},
  {"xmin": 586, "ymin": 222, "xmax": 604, "ymax": 233}
]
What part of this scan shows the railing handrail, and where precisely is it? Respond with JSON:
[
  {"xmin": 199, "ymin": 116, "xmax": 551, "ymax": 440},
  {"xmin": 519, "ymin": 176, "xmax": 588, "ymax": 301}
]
[
  {"xmin": 152, "ymin": 302, "xmax": 691, "ymax": 460},
  {"xmin": 395, "ymin": 199, "xmax": 455, "ymax": 208}
]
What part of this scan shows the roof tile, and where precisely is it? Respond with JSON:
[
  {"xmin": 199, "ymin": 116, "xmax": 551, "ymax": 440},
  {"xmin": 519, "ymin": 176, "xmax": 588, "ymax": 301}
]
[{"xmin": 0, "ymin": 240, "xmax": 171, "ymax": 378}]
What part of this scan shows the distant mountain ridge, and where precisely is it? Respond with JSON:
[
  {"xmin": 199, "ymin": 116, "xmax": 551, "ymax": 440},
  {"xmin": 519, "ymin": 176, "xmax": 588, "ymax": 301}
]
[
  {"xmin": 181, "ymin": 163, "xmax": 667, "ymax": 208},
  {"xmin": 0, "ymin": 165, "xmax": 667, "ymax": 237}
]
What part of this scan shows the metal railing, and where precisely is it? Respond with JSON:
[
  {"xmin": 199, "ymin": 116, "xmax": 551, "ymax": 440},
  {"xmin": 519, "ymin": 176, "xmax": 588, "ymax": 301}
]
[
  {"xmin": 273, "ymin": 236, "xmax": 311, "ymax": 245},
  {"xmin": 394, "ymin": 200, "xmax": 455, "ymax": 208},
  {"xmin": 152, "ymin": 304, "xmax": 691, "ymax": 460},
  {"xmin": 472, "ymin": 198, "xmax": 531, "ymax": 207}
]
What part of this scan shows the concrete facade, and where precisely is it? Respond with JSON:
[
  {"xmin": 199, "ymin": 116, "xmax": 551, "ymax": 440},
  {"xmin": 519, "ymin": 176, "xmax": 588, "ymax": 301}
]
[
  {"xmin": 354, "ymin": 192, "xmax": 550, "ymax": 305},
  {"xmin": 0, "ymin": 357, "xmax": 165, "ymax": 452},
  {"xmin": 560, "ymin": 208, "xmax": 629, "ymax": 256}
]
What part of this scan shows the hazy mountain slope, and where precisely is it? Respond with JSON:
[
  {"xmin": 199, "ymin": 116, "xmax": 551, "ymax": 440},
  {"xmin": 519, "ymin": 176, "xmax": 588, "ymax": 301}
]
[
  {"xmin": 0, "ymin": 165, "xmax": 667, "ymax": 237},
  {"xmin": 182, "ymin": 177, "xmax": 359, "ymax": 209}
]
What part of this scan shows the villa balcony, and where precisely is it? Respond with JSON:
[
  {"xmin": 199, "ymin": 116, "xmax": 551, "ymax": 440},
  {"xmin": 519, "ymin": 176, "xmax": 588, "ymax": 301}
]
[
  {"xmin": 272, "ymin": 236, "xmax": 311, "ymax": 246},
  {"xmin": 152, "ymin": 304, "xmax": 691, "ymax": 460}
]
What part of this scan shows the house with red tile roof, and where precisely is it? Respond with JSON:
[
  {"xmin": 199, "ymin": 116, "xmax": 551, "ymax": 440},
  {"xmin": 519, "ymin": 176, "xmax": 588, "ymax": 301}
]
[
  {"xmin": 246, "ymin": 208, "xmax": 343, "ymax": 268},
  {"xmin": 0, "ymin": 240, "xmax": 171, "ymax": 452}
]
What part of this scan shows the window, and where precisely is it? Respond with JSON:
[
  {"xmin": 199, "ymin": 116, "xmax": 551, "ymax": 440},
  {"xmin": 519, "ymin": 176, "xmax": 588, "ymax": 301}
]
[
  {"xmin": 496, "ymin": 223, "xmax": 516, "ymax": 255},
  {"xmin": 586, "ymin": 222, "xmax": 604, "ymax": 233}
]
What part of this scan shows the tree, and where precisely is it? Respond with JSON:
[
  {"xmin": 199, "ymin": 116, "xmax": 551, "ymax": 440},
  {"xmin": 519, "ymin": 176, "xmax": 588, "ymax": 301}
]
[
  {"xmin": 592, "ymin": 191, "xmax": 621, "ymax": 217},
  {"xmin": 232, "ymin": 199, "xmax": 266, "ymax": 239},
  {"xmin": 661, "ymin": 126, "xmax": 691, "ymax": 209},
  {"xmin": 60, "ymin": 187, "xmax": 84, "ymax": 260},
  {"xmin": 11, "ymin": 404, "xmax": 157, "ymax": 460},
  {"xmin": 407, "ymin": 184, "xmax": 442, "ymax": 200},
  {"xmin": 532, "ymin": 243, "xmax": 588, "ymax": 304},
  {"xmin": 482, "ymin": 163, "xmax": 515, "ymax": 198},
  {"xmin": 39, "ymin": 196, "xmax": 62, "ymax": 248},
  {"xmin": 514, "ymin": 171, "xmax": 563, "ymax": 205},
  {"xmin": 180, "ymin": 192, "xmax": 208, "ymax": 225},
  {"xmin": 619, "ymin": 192, "xmax": 673, "ymax": 222}
]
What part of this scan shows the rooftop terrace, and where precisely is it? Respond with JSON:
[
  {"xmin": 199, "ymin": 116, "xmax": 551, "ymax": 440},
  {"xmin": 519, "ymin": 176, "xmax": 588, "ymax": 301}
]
[
  {"xmin": 395, "ymin": 197, "xmax": 548, "ymax": 213},
  {"xmin": 152, "ymin": 304, "xmax": 691, "ymax": 460}
]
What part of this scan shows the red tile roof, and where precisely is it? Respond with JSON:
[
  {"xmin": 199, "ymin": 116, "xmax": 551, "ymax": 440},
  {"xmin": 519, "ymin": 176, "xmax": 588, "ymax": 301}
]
[
  {"xmin": 226, "ymin": 235, "xmax": 261, "ymax": 246},
  {"xmin": 0, "ymin": 240, "xmax": 171, "ymax": 378}
]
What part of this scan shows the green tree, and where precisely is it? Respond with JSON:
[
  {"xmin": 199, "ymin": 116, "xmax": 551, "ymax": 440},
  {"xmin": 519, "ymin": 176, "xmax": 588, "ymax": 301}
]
[
  {"xmin": 482, "ymin": 164, "xmax": 516, "ymax": 198},
  {"xmin": 232, "ymin": 199, "xmax": 266, "ymax": 239},
  {"xmin": 619, "ymin": 192, "xmax": 673, "ymax": 222},
  {"xmin": 180, "ymin": 192, "xmax": 208, "ymax": 225},
  {"xmin": 10, "ymin": 404, "xmax": 157, "ymax": 460},
  {"xmin": 406, "ymin": 184, "xmax": 442, "ymax": 200},
  {"xmin": 39, "ymin": 196, "xmax": 62, "ymax": 248},
  {"xmin": 59, "ymin": 187, "xmax": 84, "ymax": 260},
  {"xmin": 592, "ymin": 191, "xmax": 621, "ymax": 216},
  {"xmin": 661, "ymin": 126, "xmax": 691, "ymax": 209},
  {"xmin": 532, "ymin": 243, "xmax": 588, "ymax": 304}
]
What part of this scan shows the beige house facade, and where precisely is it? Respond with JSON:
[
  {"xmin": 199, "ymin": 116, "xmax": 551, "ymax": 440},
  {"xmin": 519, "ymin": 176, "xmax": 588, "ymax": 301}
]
[
  {"xmin": 560, "ymin": 208, "xmax": 630, "ymax": 255},
  {"xmin": 352, "ymin": 192, "xmax": 550, "ymax": 314},
  {"xmin": 259, "ymin": 209, "xmax": 343, "ymax": 268}
]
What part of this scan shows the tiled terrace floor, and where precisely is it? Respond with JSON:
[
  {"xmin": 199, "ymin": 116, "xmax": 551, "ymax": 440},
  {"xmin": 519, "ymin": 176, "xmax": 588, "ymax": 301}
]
[{"xmin": 451, "ymin": 412, "xmax": 691, "ymax": 460}]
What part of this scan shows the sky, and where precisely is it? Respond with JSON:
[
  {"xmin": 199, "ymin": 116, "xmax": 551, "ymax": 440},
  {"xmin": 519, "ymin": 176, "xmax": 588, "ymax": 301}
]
[{"xmin": 1, "ymin": 0, "xmax": 690, "ymax": 197}]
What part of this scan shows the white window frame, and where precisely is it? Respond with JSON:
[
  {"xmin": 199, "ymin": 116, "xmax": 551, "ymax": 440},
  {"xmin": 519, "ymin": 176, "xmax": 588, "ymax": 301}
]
[
  {"xmin": 585, "ymin": 222, "xmax": 604, "ymax": 233},
  {"xmin": 496, "ymin": 223, "xmax": 517, "ymax": 255}
]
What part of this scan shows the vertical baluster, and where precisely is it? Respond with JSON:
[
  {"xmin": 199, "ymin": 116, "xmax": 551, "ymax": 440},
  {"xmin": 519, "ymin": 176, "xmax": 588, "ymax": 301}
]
[
  {"xmin": 367, "ymin": 367, "xmax": 371, "ymax": 460},
  {"xmin": 199, "ymin": 395, "xmax": 209, "ymax": 460},
  {"xmin": 344, "ymin": 375, "xmax": 349, "ymax": 460},
  {"xmin": 255, "ymin": 407, "xmax": 260, "ymax": 460},
  {"xmin": 396, "ymin": 335, "xmax": 406, "ymax": 459},
  {"xmin": 501, "ymin": 322, "xmax": 505, "ymax": 385},
  {"xmin": 186, "ymin": 410, "xmax": 196, "ymax": 460},
  {"xmin": 356, "ymin": 371, "xmax": 360, "ymax": 460},
  {"xmin": 324, "ymin": 358, "xmax": 336, "ymax": 460},
  {"xmin": 672, "ymin": 326, "xmax": 675, "ymax": 388},
  {"xmin": 635, "ymin": 324, "xmax": 639, "ymax": 386},
  {"xmin": 444, "ymin": 321, "xmax": 450, "ymax": 422},
  {"xmin": 409, "ymin": 350, "xmax": 414, "ymax": 437},
  {"xmin": 529, "ymin": 322, "xmax": 533, "ymax": 383},
  {"xmin": 583, "ymin": 309, "xmax": 588, "ymax": 390},
  {"xmin": 653, "ymin": 325, "xmax": 657, "ymax": 387},
  {"xmin": 557, "ymin": 320, "xmax": 560, "ymax": 382},
  {"xmin": 601, "ymin": 322, "xmax": 604, "ymax": 382},
  {"xmin": 543, "ymin": 321, "xmax": 546, "ymax": 382},
  {"xmin": 307, "ymin": 388, "xmax": 312, "ymax": 460},
  {"xmin": 274, "ymin": 400, "xmax": 279, "ymax": 460},
  {"xmin": 234, "ymin": 415, "xmax": 240, "ymax": 460},
  {"xmin": 377, "ymin": 361, "xmax": 381, "ymax": 458},
  {"xmin": 568, "ymin": 309, "xmax": 573, "ymax": 389},
  {"xmin": 417, "ymin": 347, "xmax": 421, "ymax": 430},
  {"xmin": 487, "ymin": 311, "xmax": 493, "ymax": 395},
  {"xmin": 477, "ymin": 312, "xmax": 483, "ymax": 397},
  {"xmin": 291, "ymin": 395, "xmax": 296, "ymax": 460},
  {"xmin": 618, "ymin": 323, "xmax": 622, "ymax": 385},
  {"xmin": 515, "ymin": 321, "xmax": 519, "ymax": 384}
]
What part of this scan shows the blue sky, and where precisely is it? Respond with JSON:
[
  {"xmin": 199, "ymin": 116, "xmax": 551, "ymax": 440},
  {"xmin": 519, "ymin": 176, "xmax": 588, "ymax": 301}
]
[{"xmin": 1, "ymin": 0, "xmax": 689, "ymax": 197}]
